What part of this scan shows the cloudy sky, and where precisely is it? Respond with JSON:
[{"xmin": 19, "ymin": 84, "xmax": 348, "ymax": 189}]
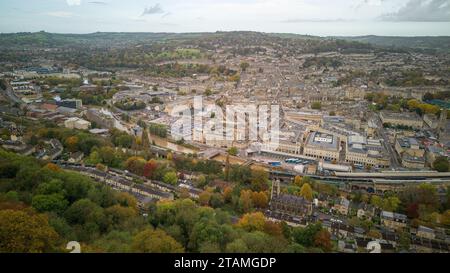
[{"xmin": 0, "ymin": 0, "xmax": 449, "ymax": 36}]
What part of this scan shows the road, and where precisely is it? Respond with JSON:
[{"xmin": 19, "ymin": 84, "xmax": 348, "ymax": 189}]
[
  {"xmin": 1, "ymin": 83, "xmax": 23, "ymax": 105},
  {"xmin": 372, "ymin": 113, "xmax": 401, "ymax": 169}
]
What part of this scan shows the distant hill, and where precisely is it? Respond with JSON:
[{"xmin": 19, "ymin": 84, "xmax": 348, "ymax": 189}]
[
  {"xmin": 1, "ymin": 31, "xmax": 449, "ymax": 56},
  {"xmin": 334, "ymin": 35, "xmax": 450, "ymax": 53}
]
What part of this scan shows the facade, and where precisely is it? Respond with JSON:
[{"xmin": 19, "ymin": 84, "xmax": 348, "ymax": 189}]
[
  {"xmin": 380, "ymin": 211, "xmax": 408, "ymax": 230},
  {"xmin": 380, "ymin": 111, "xmax": 423, "ymax": 129},
  {"xmin": 56, "ymin": 99, "xmax": 83, "ymax": 109},
  {"xmin": 333, "ymin": 197, "xmax": 350, "ymax": 215},
  {"xmin": 417, "ymin": 226, "xmax": 436, "ymax": 240},
  {"xmin": 423, "ymin": 114, "xmax": 439, "ymax": 129},
  {"xmin": 303, "ymin": 131, "xmax": 340, "ymax": 161},
  {"xmin": 64, "ymin": 117, "xmax": 91, "ymax": 130},
  {"xmin": 86, "ymin": 108, "xmax": 116, "ymax": 129}
]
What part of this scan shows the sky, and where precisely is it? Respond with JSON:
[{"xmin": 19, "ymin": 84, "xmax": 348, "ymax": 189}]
[{"xmin": 0, "ymin": 0, "xmax": 449, "ymax": 36}]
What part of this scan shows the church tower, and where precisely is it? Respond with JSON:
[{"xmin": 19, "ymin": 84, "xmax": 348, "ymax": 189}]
[{"xmin": 271, "ymin": 179, "xmax": 281, "ymax": 200}]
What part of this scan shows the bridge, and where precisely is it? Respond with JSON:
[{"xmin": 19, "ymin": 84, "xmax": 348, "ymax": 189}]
[{"xmin": 269, "ymin": 169, "xmax": 450, "ymax": 194}]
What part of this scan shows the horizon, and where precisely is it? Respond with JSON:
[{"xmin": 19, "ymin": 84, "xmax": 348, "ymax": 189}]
[
  {"xmin": 2, "ymin": 30, "xmax": 450, "ymax": 38},
  {"xmin": 1, "ymin": 0, "xmax": 450, "ymax": 36}
]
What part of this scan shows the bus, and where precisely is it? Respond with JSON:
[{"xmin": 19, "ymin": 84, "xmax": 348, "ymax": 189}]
[
  {"xmin": 285, "ymin": 158, "xmax": 302, "ymax": 164},
  {"xmin": 268, "ymin": 161, "xmax": 282, "ymax": 167}
]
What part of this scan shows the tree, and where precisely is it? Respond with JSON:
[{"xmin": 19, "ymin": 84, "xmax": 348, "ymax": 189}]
[
  {"xmin": 125, "ymin": 156, "xmax": 146, "ymax": 176},
  {"xmin": 385, "ymin": 196, "xmax": 401, "ymax": 211},
  {"xmin": 311, "ymin": 102, "xmax": 322, "ymax": 110},
  {"xmin": 32, "ymin": 194, "xmax": 69, "ymax": 215},
  {"xmin": 237, "ymin": 212, "xmax": 266, "ymax": 232},
  {"xmin": 199, "ymin": 190, "xmax": 212, "ymax": 206},
  {"xmin": 65, "ymin": 136, "xmax": 79, "ymax": 153},
  {"xmin": 314, "ymin": 229, "xmax": 332, "ymax": 252},
  {"xmin": 227, "ymin": 147, "xmax": 238, "ymax": 156},
  {"xmin": 209, "ymin": 193, "xmax": 224, "ymax": 208},
  {"xmin": 143, "ymin": 159, "xmax": 158, "ymax": 179},
  {"xmin": 163, "ymin": 171, "xmax": 178, "ymax": 185},
  {"xmin": 292, "ymin": 223, "xmax": 322, "ymax": 247},
  {"xmin": 240, "ymin": 62, "xmax": 250, "ymax": 72},
  {"xmin": 433, "ymin": 156, "xmax": 449, "ymax": 172},
  {"xmin": 250, "ymin": 169, "xmax": 269, "ymax": 191},
  {"xmin": 132, "ymin": 228, "xmax": 184, "ymax": 253},
  {"xmin": 367, "ymin": 229, "xmax": 382, "ymax": 239},
  {"xmin": 223, "ymin": 186, "xmax": 233, "ymax": 203},
  {"xmin": 398, "ymin": 231, "xmax": 411, "ymax": 251},
  {"xmin": 251, "ymin": 191, "xmax": 269, "ymax": 208},
  {"xmin": 226, "ymin": 239, "xmax": 249, "ymax": 253},
  {"xmin": 299, "ymin": 183, "xmax": 313, "ymax": 201},
  {"xmin": 238, "ymin": 190, "xmax": 253, "ymax": 213},
  {"xmin": 0, "ymin": 210, "xmax": 59, "ymax": 253},
  {"xmin": 294, "ymin": 176, "xmax": 302, "ymax": 187}
]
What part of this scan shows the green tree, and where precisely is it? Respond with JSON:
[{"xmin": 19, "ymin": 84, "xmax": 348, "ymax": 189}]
[
  {"xmin": 227, "ymin": 147, "xmax": 239, "ymax": 156},
  {"xmin": 32, "ymin": 194, "xmax": 69, "ymax": 215},
  {"xmin": 311, "ymin": 102, "xmax": 322, "ymax": 110},
  {"xmin": 163, "ymin": 171, "xmax": 178, "ymax": 185},
  {"xmin": 433, "ymin": 156, "xmax": 449, "ymax": 172}
]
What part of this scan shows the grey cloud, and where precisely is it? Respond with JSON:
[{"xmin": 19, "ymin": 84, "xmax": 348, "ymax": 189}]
[
  {"xmin": 142, "ymin": 3, "xmax": 164, "ymax": 16},
  {"xmin": 88, "ymin": 1, "xmax": 108, "ymax": 5},
  {"xmin": 380, "ymin": 0, "xmax": 450, "ymax": 22}
]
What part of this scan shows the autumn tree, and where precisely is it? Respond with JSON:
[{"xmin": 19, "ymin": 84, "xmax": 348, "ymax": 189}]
[
  {"xmin": 251, "ymin": 191, "xmax": 269, "ymax": 208},
  {"xmin": 239, "ymin": 190, "xmax": 253, "ymax": 213},
  {"xmin": 0, "ymin": 210, "xmax": 59, "ymax": 253},
  {"xmin": 125, "ymin": 156, "xmax": 146, "ymax": 176},
  {"xmin": 237, "ymin": 212, "xmax": 266, "ymax": 232},
  {"xmin": 294, "ymin": 175, "xmax": 302, "ymax": 187},
  {"xmin": 314, "ymin": 229, "xmax": 332, "ymax": 252},
  {"xmin": 367, "ymin": 229, "xmax": 382, "ymax": 239},
  {"xmin": 143, "ymin": 159, "xmax": 158, "ymax": 179},
  {"xmin": 64, "ymin": 136, "xmax": 79, "ymax": 153},
  {"xmin": 131, "ymin": 228, "xmax": 184, "ymax": 253},
  {"xmin": 299, "ymin": 183, "xmax": 313, "ymax": 201},
  {"xmin": 223, "ymin": 186, "xmax": 233, "ymax": 203},
  {"xmin": 250, "ymin": 169, "xmax": 269, "ymax": 191}
]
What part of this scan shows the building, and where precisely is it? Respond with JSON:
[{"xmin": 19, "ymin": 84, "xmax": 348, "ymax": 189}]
[
  {"xmin": 64, "ymin": 117, "xmax": 91, "ymax": 130},
  {"xmin": 85, "ymin": 108, "xmax": 116, "ymax": 129},
  {"xmin": 333, "ymin": 197, "xmax": 350, "ymax": 215},
  {"xmin": 345, "ymin": 135, "xmax": 390, "ymax": 168},
  {"xmin": 423, "ymin": 114, "xmax": 439, "ymax": 129},
  {"xmin": 380, "ymin": 211, "xmax": 408, "ymax": 230},
  {"xmin": 395, "ymin": 137, "xmax": 424, "ymax": 157},
  {"xmin": 380, "ymin": 111, "xmax": 423, "ymax": 129},
  {"xmin": 303, "ymin": 131, "xmax": 340, "ymax": 161},
  {"xmin": 56, "ymin": 99, "xmax": 83, "ymax": 109},
  {"xmin": 395, "ymin": 137, "xmax": 426, "ymax": 169},
  {"xmin": 417, "ymin": 226, "xmax": 436, "ymax": 240},
  {"xmin": 68, "ymin": 152, "xmax": 84, "ymax": 163},
  {"xmin": 269, "ymin": 180, "xmax": 313, "ymax": 219},
  {"xmin": 425, "ymin": 145, "xmax": 447, "ymax": 165}
]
